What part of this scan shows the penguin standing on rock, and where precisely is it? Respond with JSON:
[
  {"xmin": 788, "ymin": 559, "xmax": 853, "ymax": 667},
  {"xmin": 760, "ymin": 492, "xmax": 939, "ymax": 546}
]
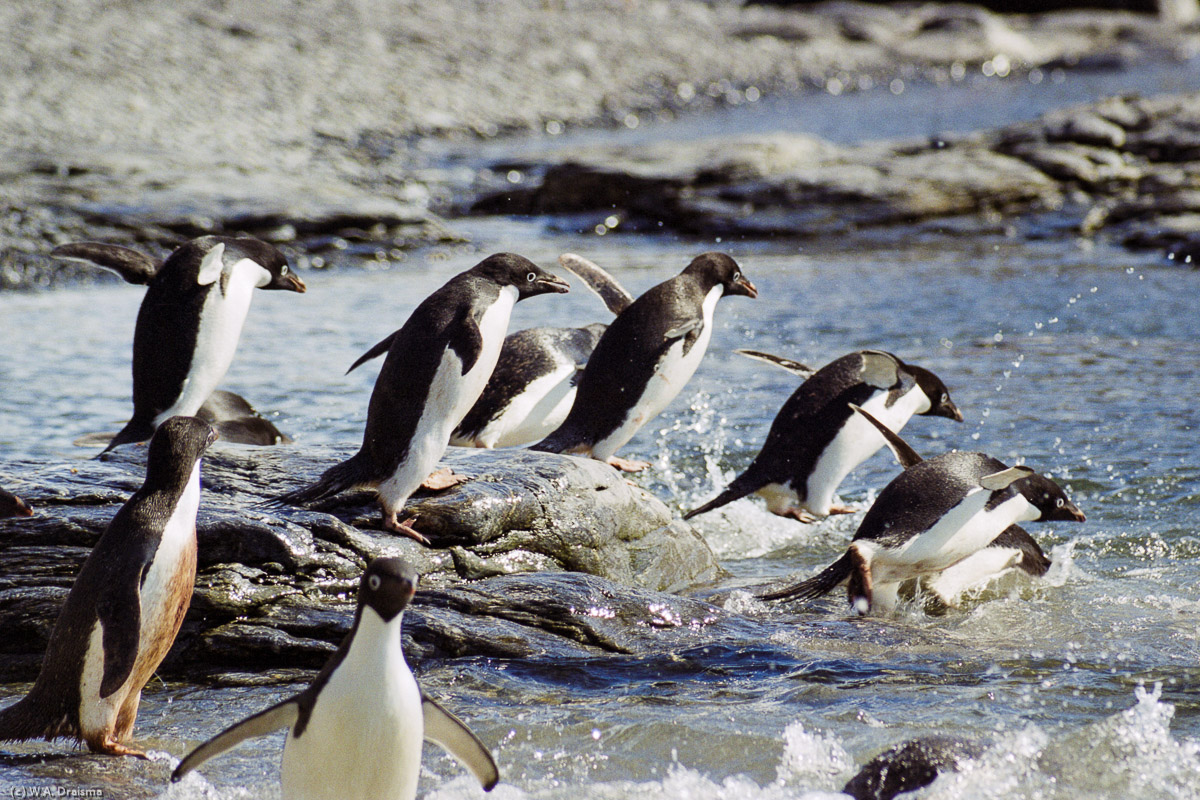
[
  {"xmin": 52, "ymin": 237, "xmax": 305, "ymax": 453},
  {"xmin": 532, "ymin": 252, "xmax": 757, "ymax": 472},
  {"xmin": 758, "ymin": 405, "xmax": 1084, "ymax": 615},
  {"xmin": 172, "ymin": 557, "xmax": 499, "ymax": 800},
  {"xmin": 0, "ymin": 416, "xmax": 217, "ymax": 756},
  {"xmin": 684, "ymin": 349, "xmax": 961, "ymax": 523},
  {"xmin": 275, "ymin": 254, "xmax": 569, "ymax": 542},
  {"xmin": 452, "ymin": 252, "xmax": 633, "ymax": 448}
]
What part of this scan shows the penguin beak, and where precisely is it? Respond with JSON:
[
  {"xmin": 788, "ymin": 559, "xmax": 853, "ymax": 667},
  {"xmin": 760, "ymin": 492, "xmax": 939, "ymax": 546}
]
[
  {"xmin": 284, "ymin": 273, "xmax": 307, "ymax": 293},
  {"xmin": 1048, "ymin": 500, "xmax": 1086, "ymax": 522},
  {"xmin": 941, "ymin": 401, "xmax": 964, "ymax": 422},
  {"xmin": 731, "ymin": 276, "xmax": 758, "ymax": 299},
  {"xmin": 537, "ymin": 274, "xmax": 571, "ymax": 294}
]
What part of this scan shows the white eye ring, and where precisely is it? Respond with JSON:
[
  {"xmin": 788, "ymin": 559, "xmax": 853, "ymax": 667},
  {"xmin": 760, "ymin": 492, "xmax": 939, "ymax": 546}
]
[
  {"xmin": 280, "ymin": 264, "xmax": 289, "ymax": 276},
  {"xmin": 368, "ymin": 575, "xmax": 381, "ymax": 591},
  {"xmin": 1056, "ymin": 498, "xmax": 1064, "ymax": 507},
  {"xmin": 733, "ymin": 272, "xmax": 741, "ymax": 281},
  {"xmin": 526, "ymin": 272, "xmax": 536, "ymax": 282}
]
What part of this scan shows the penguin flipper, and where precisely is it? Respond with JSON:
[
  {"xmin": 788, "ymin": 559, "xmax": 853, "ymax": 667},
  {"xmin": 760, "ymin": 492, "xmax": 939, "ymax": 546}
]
[
  {"xmin": 756, "ymin": 551, "xmax": 855, "ymax": 602},
  {"xmin": 449, "ymin": 307, "xmax": 484, "ymax": 375},
  {"xmin": 858, "ymin": 350, "xmax": 902, "ymax": 390},
  {"xmin": 98, "ymin": 569, "xmax": 144, "ymax": 698},
  {"xmin": 422, "ymin": 695, "xmax": 499, "ymax": 791},
  {"xmin": 346, "ymin": 332, "xmax": 398, "ymax": 374},
  {"xmin": 663, "ymin": 316, "xmax": 702, "ymax": 341},
  {"xmin": 171, "ymin": 698, "xmax": 300, "ymax": 782},
  {"xmin": 558, "ymin": 253, "xmax": 634, "ymax": 316},
  {"xmin": 51, "ymin": 243, "xmax": 160, "ymax": 285},
  {"xmin": 849, "ymin": 404, "xmax": 924, "ymax": 469},
  {"xmin": 734, "ymin": 349, "xmax": 815, "ymax": 378}
]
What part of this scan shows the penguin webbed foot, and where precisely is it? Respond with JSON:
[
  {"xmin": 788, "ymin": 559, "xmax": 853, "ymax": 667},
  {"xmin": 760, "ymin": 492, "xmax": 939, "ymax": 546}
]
[
  {"xmin": 605, "ymin": 455, "xmax": 650, "ymax": 473},
  {"xmin": 383, "ymin": 514, "xmax": 432, "ymax": 546},
  {"xmin": 827, "ymin": 504, "xmax": 856, "ymax": 516},
  {"xmin": 88, "ymin": 736, "xmax": 148, "ymax": 759},
  {"xmin": 420, "ymin": 467, "xmax": 469, "ymax": 492},
  {"xmin": 777, "ymin": 506, "xmax": 818, "ymax": 524}
]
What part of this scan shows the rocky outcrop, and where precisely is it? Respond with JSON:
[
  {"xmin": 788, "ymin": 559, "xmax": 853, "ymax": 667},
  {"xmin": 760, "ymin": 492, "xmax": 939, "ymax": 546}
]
[
  {"xmin": 0, "ymin": 443, "xmax": 725, "ymax": 681},
  {"xmin": 470, "ymin": 91, "xmax": 1200, "ymax": 262}
]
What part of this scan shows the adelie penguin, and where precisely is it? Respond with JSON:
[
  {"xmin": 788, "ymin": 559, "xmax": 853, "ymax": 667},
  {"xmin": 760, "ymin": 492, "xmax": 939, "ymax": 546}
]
[
  {"xmin": 684, "ymin": 349, "xmax": 962, "ymax": 523},
  {"xmin": 0, "ymin": 416, "xmax": 217, "ymax": 756},
  {"xmin": 758, "ymin": 405, "xmax": 1084, "ymax": 614},
  {"xmin": 276, "ymin": 253, "xmax": 569, "ymax": 542},
  {"xmin": 52, "ymin": 236, "xmax": 305, "ymax": 453},
  {"xmin": 532, "ymin": 252, "xmax": 757, "ymax": 472},
  {"xmin": 172, "ymin": 557, "xmax": 499, "ymax": 800},
  {"xmin": 452, "ymin": 252, "xmax": 633, "ymax": 448},
  {"xmin": 0, "ymin": 487, "xmax": 33, "ymax": 518}
]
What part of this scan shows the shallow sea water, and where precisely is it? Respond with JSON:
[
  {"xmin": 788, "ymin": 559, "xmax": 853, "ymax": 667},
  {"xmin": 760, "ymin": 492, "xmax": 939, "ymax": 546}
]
[{"xmin": 2, "ymin": 66, "xmax": 1200, "ymax": 800}]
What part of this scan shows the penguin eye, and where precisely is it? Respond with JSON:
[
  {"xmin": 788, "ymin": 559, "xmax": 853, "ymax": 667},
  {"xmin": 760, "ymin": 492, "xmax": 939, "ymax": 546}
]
[
  {"xmin": 526, "ymin": 271, "xmax": 536, "ymax": 282},
  {"xmin": 280, "ymin": 264, "xmax": 289, "ymax": 276},
  {"xmin": 1056, "ymin": 498, "xmax": 1064, "ymax": 508},
  {"xmin": 368, "ymin": 575, "xmax": 381, "ymax": 591},
  {"xmin": 733, "ymin": 272, "xmax": 741, "ymax": 281},
  {"xmin": 941, "ymin": 393, "xmax": 948, "ymax": 404}
]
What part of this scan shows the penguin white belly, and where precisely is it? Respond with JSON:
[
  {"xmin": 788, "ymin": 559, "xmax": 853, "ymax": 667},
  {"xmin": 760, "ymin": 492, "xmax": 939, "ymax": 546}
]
[
  {"xmin": 154, "ymin": 259, "xmax": 271, "ymax": 426},
  {"xmin": 924, "ymin": 545, "xmax": 1026, "ymax": 605},
  {"xmin": 871, "ymin": 492, "xmax": 1037, "ymax": 584},
  {"xmin": 78, "ymin": 465, "xmax": 201, "ymax": 734},
  {"xmin": 378, "ymin": 287, "xmax": 516, "ymax": 509},
  {"xmin": 803, "ymin": 384, "xmax": 929, "ymax": 515},
  {"xmin": 592, "ymin": 286, "xmax": 722, "ymax": 460},
  {"xmin": 481, "ymin": 361, "xmax": 578, "ymax": 448},
  {"xmin": 281, "ymin": 610, "xmax": 423, "ymax": 800}
]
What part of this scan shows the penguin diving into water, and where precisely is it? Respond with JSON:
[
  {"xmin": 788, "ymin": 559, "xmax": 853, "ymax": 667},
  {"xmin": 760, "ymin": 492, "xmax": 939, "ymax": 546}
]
[
  {"xmin": 451, "ymin": 252, "xmax": 633, "ymax": 448},
  {"xmin": 532, "ymin": 252, "xmax": 757, "ymax": 472},
  {"xmin": 275, "ymin": 253, "xmax": 569, "ymax": 542},
  {"xmin": 685, "ymin": 349, "xmax": 962, "ymax": 523},
  {"xmin": 758, "ymin": 405, "xmax": 1084, "ymax": 615},
  {"xmin": 0, "ymin": 417, "xmax": 217, "ymax": 756},
  {"xmin": 172, "ymin": 557, "xmax": 499, "ymax": 800},
  {"xmin": 52, "ymin": 237, "xmax": 305, "ymax": 452}
]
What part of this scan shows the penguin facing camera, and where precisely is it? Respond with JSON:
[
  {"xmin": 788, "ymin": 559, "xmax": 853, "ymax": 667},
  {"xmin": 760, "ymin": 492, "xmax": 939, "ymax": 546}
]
[
  {"xmin": 172, "ymin": 557, "xmax": 499, "ymax": 800},
  {"xmin": 685, "ymin": 349, "xmax": 961, "ymax": 523},
  {"xmin": 275, "ymin": 253, "xmax": 569, "ymax": 543},
  {"xmin": 532, "ymin": 252, "xmax": 757, "ymax": 472},
  {"xmin": 758, "ymin": 405, "xmax": 1084, "ymax": 615},
  {"xmin": 0, "ymin": 416, "xmax": 217, "ymax": 756},
  {"xmin": 52, "ymin": 237, "xmax": 305, "ymax": 453}
]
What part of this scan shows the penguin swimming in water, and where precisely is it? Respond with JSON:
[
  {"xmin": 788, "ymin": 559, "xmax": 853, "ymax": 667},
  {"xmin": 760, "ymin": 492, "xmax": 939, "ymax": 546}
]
[
  {"xmin": 532, "ymin": 252, "xmax": 757, "ymax": 472},
  {"xmin": 52, "ymin": 237, "xmax": 305, "ymax": 453},
  {"xmin": 684, "ymin": 349, "xmax": 962, "ymax": 523},
  {"xmin": 0, "ymin": 416, "xmax": 216, "ymax": 756},
  {"xmin": 275, "ymin": 254, "xmax": 569, "ymax": 542},
  {"xmin": 171, "ymin": 557, "xmax": 499, "ymax": 800},
  {"xmin": 758, "ymin": 405, "xmax": 1084, "ymax": 614},
  {"xmin": 451, "ymin": 253, "xmax": 633, "ymax": 448},
  {"xmin": 0, "ymin": 487, "xmax": 33, "ymax": 518}
]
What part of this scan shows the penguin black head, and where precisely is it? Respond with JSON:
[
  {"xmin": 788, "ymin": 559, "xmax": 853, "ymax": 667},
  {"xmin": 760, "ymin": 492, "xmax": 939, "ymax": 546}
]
[
  {"xmin": 1016, "ymin": 472, "xmax": 1086, "ymax": 523},
  {"xmin": 224, "ymin": 237, "xmax": 307, "ymax": 293},
  {"xmin": 0, "ymin": 488, "xmax": 33, "ymax": 518},
  {"xmin": 145, "ymin": 416, "xmax": 218, "ymax": 489},
  {"xmin": 473, "ymin": 253, "xmax": 570, "ymax": 299},
  {"xmin": 906, "ymin": 364, "xmax": 963, "ymax": 422},
  {"xmin": 684, "ymin": 252, "xmax": 758, "ymax": 298},
  {"xmin": 358, "ymin": 557, "xmax": 419, "ymax": 622}
]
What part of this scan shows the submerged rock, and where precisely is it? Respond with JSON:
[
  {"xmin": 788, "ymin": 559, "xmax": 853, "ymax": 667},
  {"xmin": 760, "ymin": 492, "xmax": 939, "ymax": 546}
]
[{"xmin": 0, "ymin": 443, "xmax": 725, "ymax": 681}]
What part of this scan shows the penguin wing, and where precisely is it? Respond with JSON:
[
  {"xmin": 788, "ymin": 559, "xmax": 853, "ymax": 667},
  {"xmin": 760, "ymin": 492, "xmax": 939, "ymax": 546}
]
[
  {"xmin": 448, "ymin": 306, "xmax": 485, "ymax": 375},
  {"xmin": 558, "ymin": 253, "xmax": 634, "ymax": 315},
  {"xmin": 171, "ymin": 698, "xmax": 300, "ymax": 782},
  {"xmin": 51, "ymin": 242, "xmax": 160, "ymax": 285},
  {"xmin": 422, "ymin": 695, "xmax": 499, "ymax": 791},
  {"xmin": 858, "ymin": 350, "xmax": 902, "ymax": 390},
  {"xmin": 663, "ymin": 315, "xmax": 703, "ymax": 341},
  {"xmin": 96, "ymin": 561, "xmax": 148, "ymax": 698},
  {"xmin": 195, "ymin": 242, "xmax": 227, "ymax": 286},
  {"xmin": 734, "ymin": 349, "xmax": 815, "ymax": 377},
  {"xmin": 979, "ymin": 465, "xmax": 1034, "ymax": 491},
  {"xmin": 849, "ymin": 404, "xmax": 924, "ymax": 469},
  {"xmin": 346, "ymin": 332, "xmax": 398, "ymax": 374}
]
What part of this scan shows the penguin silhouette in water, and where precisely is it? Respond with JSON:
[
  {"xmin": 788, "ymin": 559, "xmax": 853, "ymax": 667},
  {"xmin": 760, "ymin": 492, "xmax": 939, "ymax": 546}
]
[
  {"xmin": 758, "ymin": 405, "xmax": 1084, "ymax": 614},
  {"xmin": 0, "ymin": 417, "xmax": 216, "ymax": 756},
  {"xmin": 52, "ymin": 237, "xmax": 304, "ymax": 453},
  {"xmin": 275, "ymin": 254, "xmax": 569, "ymax": 542},
  {"xmin": 532, "ymin": 252, "xmax": 757, "ymax": 472},
  {"xmin": 172, "ymin": 557, "xmax": 498, "ymax": 800},
  {"xmin": 684, "ymin": 349, "xmax": 961, "ymax": 523},
  {"xmin": 452, "ymin": 253, "xmax": 633, "ymax": 448}
]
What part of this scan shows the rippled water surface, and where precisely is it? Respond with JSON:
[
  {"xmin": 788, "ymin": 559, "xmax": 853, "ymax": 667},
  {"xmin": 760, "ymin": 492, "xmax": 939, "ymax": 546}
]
[{"xmin": 3, "ymin": 81, "xmax": 1200, "ymax": 799}]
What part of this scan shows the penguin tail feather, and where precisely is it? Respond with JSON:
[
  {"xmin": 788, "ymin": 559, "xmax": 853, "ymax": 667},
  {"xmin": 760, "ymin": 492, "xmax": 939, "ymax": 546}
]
[
  {"xmin": 0, "ymin": 693, "xmax": 76, "ymax": 744},
  {"xmin": 97, "ymin": 418, "xmax": 156, "ymax": 456},
  {"xmin": 529, "ymin": 427, "xmax": 577, "ymax": 455},
  {"xmin": 682, "ymin": 471, "xmax": 764, "ymax": 520},
  {"xmin": 270, "ymin": 455, "xmax": 372, "ymax": 508},
  {"xmin": 756, "ymin": 552, "xmax": 854, "ymax": 602}
]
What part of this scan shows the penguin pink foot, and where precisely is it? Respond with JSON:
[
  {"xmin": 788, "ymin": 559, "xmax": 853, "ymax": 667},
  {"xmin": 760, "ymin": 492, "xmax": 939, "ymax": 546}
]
[
  {"xmin": 383, "ymin": 512, "xmax": 431, "ymax": 546},
  {"xmin": 606, "ymin": 455, "xmax": 650, "ymax": 472},
  {"xmin": 420, "ymin": 468, "xmax": 468, "ymax": 491},
  {"xmin": 779, "ymin": 507, "xmax": 818, "ymax": 524}
]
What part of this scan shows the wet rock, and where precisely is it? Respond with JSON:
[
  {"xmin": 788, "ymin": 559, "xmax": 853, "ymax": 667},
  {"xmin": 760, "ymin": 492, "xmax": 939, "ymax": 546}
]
[{"xmin": 0, "ymin": 442, "xmax": 725, "ymax": 680}]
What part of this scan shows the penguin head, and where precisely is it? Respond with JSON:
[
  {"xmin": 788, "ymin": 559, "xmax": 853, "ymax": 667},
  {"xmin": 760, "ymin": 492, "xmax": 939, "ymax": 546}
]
[
  {"xmin": 906, "ymin": 364, "xmax": 963, "ymax": 422},
  {"xmin": 225, "ymin": 238, "xmax": 307, "ymax": 293},
  {"xmin": 684, "ymin": 252, "xmax": 757, "ymax": 298},
  {"xmin": 1016, "ymin": 473, "xmax": 1086, "ymax": 523},
  {"xmin": 0, "ymin": 488, "xmax": 33, "ymax": 518},
  {"xmin": 359, "ymin": 557, "xmax": 419, "ymax": 622},
  {"xmin": 474, "ymin": 253, "xmax": 570, "ymax": 299},
  {"xmin": 146, "ymin": 416, "xmax": 218, "ymax": 488}
]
